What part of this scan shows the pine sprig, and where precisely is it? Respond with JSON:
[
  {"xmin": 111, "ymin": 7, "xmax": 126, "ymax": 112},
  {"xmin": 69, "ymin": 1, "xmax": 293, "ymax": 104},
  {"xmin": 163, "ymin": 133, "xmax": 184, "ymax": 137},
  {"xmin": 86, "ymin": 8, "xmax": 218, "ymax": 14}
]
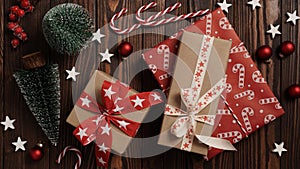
[
  {"xmin": 42, "ymin": 3, "xmax": 93, "ymax": 55},
  {"xmin": 14, "ymin": 64, "xmax": 61, "ymax": 146}
]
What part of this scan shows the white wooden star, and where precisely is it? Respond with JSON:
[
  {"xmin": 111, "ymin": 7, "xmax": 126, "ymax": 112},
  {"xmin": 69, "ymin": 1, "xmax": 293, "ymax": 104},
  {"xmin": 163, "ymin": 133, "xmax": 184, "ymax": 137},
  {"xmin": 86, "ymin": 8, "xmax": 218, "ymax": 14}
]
[
  {"xmin": 117, "ymin": 120, "xmax": 130, "ymax": 130},
  {"xmin": 247, "ymin": 0, "xmax": 261, "ymax": 10},
  {"xmin": 66, "ymin": 67, "xmax": 80, "ymax": 81},
  {"xmin": 98, "ymin": 157, "xmax": 106, "ymax": 165},
  {"xmin": 100, "ymin": 49, "xmax": 114, "ymax": 63},
  {"xmin": 12, "ymin": 137, "xmax": 27, "ymax": 151},
  {"xmin": 98, "ymin": 143, "xmax": 109, "ymax": 153},
  {"xmin": 80, "ymin": 96, "xmax": 91, "ymax": 107},
  {"xmin": 151, "ymin": 93, "xmax": 162, "ymax": 101},
  {"xmin": 103, "ymin": 86, "xmax": 116, "ymax": 99},
  {"xmin": 76, "ymin": 127, "xmax": 88, "ymax": 140},
  {"xmin": 92, "ymin": 29, "xmax": 105, "ymax": 43},
  {"xmin": 101, "ymin": 123, "xmax": 111, "ymax": 135},
  {"xmin": 286, "ymin": 10, "xmax": 300, "ymax": 25},
  {"xmin": 272, "ymin": 142, "xmax": 287, "ymax": 157},
  {"xmin": 131, "ymin": 96, "xmax": 145, "ymax": 108},
  {"xmin": 217, "ymin": 0, "xmax": 232, "ymax": 13},
  {"xmin": 267, "ymin": 24, "xmax": 281, "ymax": 39},
  {"xmin": 113, "ymin": 105, "xmax": 124, "ymax": 112},
  {"xmin": 1, "ymin": 116, "xmax": 15, "ymax": 131}
]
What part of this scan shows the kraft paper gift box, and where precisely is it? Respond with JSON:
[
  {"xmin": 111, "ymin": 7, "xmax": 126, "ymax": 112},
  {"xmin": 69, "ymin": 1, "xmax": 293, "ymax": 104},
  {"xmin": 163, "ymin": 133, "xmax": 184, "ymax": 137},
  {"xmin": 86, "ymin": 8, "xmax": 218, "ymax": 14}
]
[
  {"xmin": 143, "ymin": 8, "xmax": 285, "ymax": 159},
  {"xmin": 158, "ymin": 31, "xmax": 235, "ymax": 155},
  {"xmin": 67, "ymin": 70, "xmax": 162, "ymax": 167}
]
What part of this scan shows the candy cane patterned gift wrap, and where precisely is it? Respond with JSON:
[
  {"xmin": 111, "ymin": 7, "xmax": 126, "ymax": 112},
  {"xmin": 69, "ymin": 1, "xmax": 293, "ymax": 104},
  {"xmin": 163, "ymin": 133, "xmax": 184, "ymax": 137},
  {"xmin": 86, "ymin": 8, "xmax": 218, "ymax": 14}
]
[{"xmin": 143, "ymin": 8, "xmax": 285, "ymax": 159}]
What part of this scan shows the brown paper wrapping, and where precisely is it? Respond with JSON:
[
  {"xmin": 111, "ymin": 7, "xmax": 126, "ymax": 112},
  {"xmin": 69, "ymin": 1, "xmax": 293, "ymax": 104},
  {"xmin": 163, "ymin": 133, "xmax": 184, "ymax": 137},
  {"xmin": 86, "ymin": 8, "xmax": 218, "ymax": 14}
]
[
  {"xmin": 67, "ymin": 70, "xmax": 149, "ymax": 154},
  {"xmin": 158, "ymin": 31, "xmax": 232, "ymax": 155}
]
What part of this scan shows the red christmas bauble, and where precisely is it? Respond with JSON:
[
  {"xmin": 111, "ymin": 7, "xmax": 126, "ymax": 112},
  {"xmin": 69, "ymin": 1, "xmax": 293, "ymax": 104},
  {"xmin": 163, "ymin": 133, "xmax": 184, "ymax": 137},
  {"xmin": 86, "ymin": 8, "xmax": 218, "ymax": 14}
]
[
  {"xmin": 288, "ymin": 84, "xmax": 300, "ymax": 98},
  {"xmin": 19, "ymin": 32, "xmax": 28, "ymax": 41},
  {"xmin": 118, "ymin": 41, "xmax": 133, "ymax": 57},
  {"xmin": 30, "ymin": 144, "xmax": 44, "ymax": 161},
  {"xmin": 10, "ymin": 6, "xmax": 20, "ymax": 14},
  {"xmin": 11, "ymin": 38, "xmax": 20, "ymax": 48},
  {"xmin": 256, "ymin": 45, "xmax": 272, "ymax": 60},
  {"xmin": 9, "ymin": 13, "xmax": 17, "ymax": 21},
  {"xmin": 26, "ymin": 6, "xmax": 34, "ymax": 13},
  {"xmin": 7, "ymin": 22, "xmax": 18, "ymax": 30},
  {"xmin": 279, "ymin": 41, "xmax": 295, "ymax": 56},
  {"xmin": 17, "ymin": 9, "xmax": 25, "ymax": 17},
  {"xmin": 20, "ymin": 0, "xmax": 31, "ymax": 8}
]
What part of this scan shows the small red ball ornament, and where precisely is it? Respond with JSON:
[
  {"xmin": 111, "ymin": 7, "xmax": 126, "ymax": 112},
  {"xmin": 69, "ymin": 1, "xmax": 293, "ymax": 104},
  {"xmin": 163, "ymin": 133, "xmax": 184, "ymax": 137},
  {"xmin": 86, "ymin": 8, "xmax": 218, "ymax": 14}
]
[
  {"xmin": 256, "ymin": 45, "xmax": 273, "ymax": 60},
  {"xmin": 288, "ymin": 84, "xmax": 300, "ymax": 98},
  {"xmin": 11, "ymin": 39, "xmax": 20, "ymax": 48},
  {"xmin": 279, "ymin": 41, "xmax": 295, "ymax": 57},
  {"xmin": 7, "ymin": 22, "xmax": 18, "ymax": 30},
  {"xmin": 30, "ymin": 143, "xmax": 44, "ymax": 161},
  {"xmin": 19, "ymin": 32, "xmax": 28, "ymax": 41},
  {"xmin": 14, "ymin": 26, "xmax": 23, "ymax": 34},
  {"xmin": 118, "ymin": 41, "xmax": 133, "ymax": 58}
]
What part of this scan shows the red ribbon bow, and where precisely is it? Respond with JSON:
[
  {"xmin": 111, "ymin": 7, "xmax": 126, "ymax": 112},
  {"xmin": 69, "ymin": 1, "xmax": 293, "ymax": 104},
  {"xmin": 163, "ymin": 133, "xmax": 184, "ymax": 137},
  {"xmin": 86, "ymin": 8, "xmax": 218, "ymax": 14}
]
[{"xmin": 73, "ymin": 80, "xmax": 162, "ymax": 167}]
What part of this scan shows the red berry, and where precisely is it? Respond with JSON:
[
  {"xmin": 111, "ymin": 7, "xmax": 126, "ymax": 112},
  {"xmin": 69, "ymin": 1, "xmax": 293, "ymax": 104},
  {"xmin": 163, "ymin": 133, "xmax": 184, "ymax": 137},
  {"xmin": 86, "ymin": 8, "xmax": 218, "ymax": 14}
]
[
  {"xmin": 7, "ymin": 22, "xmax": 18, "ymax": 30},
  {"xmin": 9, "ymin": 13, "xmax": 17, "ymax": 21},
  {"xmin": 20, "ymin": 0, "xmax": 31, "ymax": 8},
  {"xmin": 25, "ymin": 6, "xmax": 34, "ymax": 13},
  {"xmin": 17, "ymin": 9, "xmax": 25, "ymax": 17},
  {"xmin": 14, "ymin": 26, "xmax": 23, "ymax": 34},
  {"xmin": 19, "ymin": 32, "xmax": 28, "ymax": 41},
  {"xmin": 11, "ymin": 39, "xmax": 20, "ymax": 48},
  {"xmin": 10, "ymin": 6, "xmax": 20, "ymax": 14}
]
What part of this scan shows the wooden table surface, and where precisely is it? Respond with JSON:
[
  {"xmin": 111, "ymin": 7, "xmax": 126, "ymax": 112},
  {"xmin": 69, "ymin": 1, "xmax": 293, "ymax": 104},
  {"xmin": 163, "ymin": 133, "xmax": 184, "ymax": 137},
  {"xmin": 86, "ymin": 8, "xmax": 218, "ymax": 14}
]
[{"xmin": 1, "ymin": 0, "xmax": 300, "ymax": 168}]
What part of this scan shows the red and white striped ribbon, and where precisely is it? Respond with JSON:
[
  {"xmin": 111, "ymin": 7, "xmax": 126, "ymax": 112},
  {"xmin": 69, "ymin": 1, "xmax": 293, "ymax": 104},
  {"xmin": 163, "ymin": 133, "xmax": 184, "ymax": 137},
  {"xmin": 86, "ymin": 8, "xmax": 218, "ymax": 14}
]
[
  {"xmin": 57, "ymin": 146, "xmax": 82, "ymax": 169},
  {"xmin": 109, "ymin": 2, "xmax": 209, "ymax": 34}
]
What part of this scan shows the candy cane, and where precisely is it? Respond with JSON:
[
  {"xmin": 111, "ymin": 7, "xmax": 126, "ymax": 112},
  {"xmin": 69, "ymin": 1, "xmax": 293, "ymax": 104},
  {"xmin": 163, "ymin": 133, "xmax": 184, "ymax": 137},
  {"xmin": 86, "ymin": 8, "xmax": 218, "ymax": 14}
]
[
  {"xmin": 148, "ymin": 64, "xmax": 157, "ymax": 74},
  {"xmin": 219, "ymin": 17, "xmax": 233, "ymax": 30},
  {"xmin": 57, "ymin": 146, "xmax": 82, "ymax": 169},
  {"xmin": 232, "ymin": 63, "xmax": 245, "ymax": 88},
  {"xmin": 275, "ymin": 103, "xmax": 282, "ymax": 109},
  {"xmin": 244, "ymin": 53, "xmax": 251, "ymax": 58},
  {"xmin": 136, "ymin": 2, "xmax": 181, "ymax": 25},
  {"xmin": 264, "ymin": 114, "xmax": 276, "ymax": 124},
  {"xmin": 157, "ymin": 44, "xmax": 170, "ymax": 70},
  {"xmin": 241, "ymin": 107, "xmax": 254, "ymax": 133},
  {"xmin": 252, "ymin": 70, "xmax": 266, "ymax": 83},
  {"xmin": 217, "ymin": 131, "xmax": 242, "ymax": 143},
  {"xmin": 159, "ymin": 73, "xmax": 170, "ymax": 80},
  {"xmin": 230, "ymin": 44, "xmax": 247, "ymax": 54},
  {"xmin": 234, "ymin": 90, "xmax": 255, "ymax": 100},
  {"xmin": 226, "ymin": 83, "xmax": 232, "ymax": 93},
  {"xmin": 259, "ymin": 97, "xmax": 278, "ymax": 105},
  {"xmin": 217, "ymin": 109, "xmax": 231, "ymax": 115},
  {"xmin": 136, "ymin": 3, "xmax": 209, "ymax": 26},
  {"xmin": 205, "ymin": 13, "xmax": 212, "ymax": 35}
]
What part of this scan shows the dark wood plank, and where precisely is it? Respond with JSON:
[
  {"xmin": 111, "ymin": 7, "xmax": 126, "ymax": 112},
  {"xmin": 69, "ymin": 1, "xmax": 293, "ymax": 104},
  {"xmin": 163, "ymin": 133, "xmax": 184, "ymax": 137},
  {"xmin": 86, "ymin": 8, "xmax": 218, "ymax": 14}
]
[{"xmin": 0, "ymin": 0, "xmax": 4, "ymax": 168}]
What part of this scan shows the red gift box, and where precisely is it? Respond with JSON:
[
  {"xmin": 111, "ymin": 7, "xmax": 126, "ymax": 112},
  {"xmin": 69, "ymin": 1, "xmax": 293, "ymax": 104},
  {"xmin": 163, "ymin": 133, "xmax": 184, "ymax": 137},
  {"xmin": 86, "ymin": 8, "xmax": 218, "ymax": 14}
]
[{"xmin": 143, "ymin": 8, "xmax": 285, "ymax": 159}]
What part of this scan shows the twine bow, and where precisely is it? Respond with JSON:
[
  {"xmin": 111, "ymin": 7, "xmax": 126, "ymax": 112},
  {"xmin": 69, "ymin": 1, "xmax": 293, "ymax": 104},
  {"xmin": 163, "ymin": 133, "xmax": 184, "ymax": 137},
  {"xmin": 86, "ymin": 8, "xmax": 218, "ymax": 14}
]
[
  {"xmin": 73, "ymin": 80, "xmax": 162, "ymax": 167},
  {"xmin": 165, "ymin": 35, "xmax": 236, "ymax": 152}
]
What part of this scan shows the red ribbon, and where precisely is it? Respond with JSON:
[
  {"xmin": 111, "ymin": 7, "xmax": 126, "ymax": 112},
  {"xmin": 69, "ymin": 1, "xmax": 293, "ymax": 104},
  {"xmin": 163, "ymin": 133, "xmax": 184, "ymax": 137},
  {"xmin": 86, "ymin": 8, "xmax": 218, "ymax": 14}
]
[{"xmin": 73, "ymin": 80, "xmax": 162, "ymax": 167}]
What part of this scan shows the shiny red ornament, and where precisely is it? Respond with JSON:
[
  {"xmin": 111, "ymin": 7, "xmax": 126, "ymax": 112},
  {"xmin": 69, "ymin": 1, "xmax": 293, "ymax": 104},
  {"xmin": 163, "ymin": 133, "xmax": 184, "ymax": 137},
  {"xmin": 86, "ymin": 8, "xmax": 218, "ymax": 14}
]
[
  {"xmin": 256, "ymin": 45, "xmax": 273, "ymax": 60},
  {"xmin": 17, "ymin": 9, "xmax": 25, "ymax": 17},
  {"xmin": 11, "ymin": 38, "xmax": 20, "ymax": 48},
  {"xmin": 9, "ymin": 13, "xmax": 17, "ymax": 21},
  {"xmin": 19, "ymin": 32, "xmax": 28, "ymax": 41},
  {"xmin": 26, "ymin": 6, "xmax": 34, "ymax": 12},
  {"xmin": 118, "ymin": 41, "xmax": 133, "ymax": 57},
  {"xmin": 279, "ymin": 41, "xmax": 295, "ymax": 57},
  {"xmin": 288, "ymin": 84, "xmax": 300, "ymax": 98},
  {"xmin": 30, "ymin": 143, "xmax": 44, "ymax": 161},
  {"xmin": 10, "ymin": 6, "xmax": 20, "ymax": 14}
]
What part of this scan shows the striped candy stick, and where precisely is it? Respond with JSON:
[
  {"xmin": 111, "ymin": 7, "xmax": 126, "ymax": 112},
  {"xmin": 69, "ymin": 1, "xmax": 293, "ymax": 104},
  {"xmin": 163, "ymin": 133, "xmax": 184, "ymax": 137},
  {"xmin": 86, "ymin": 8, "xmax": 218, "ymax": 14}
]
[{"xmin": 57, "ymin": 146, "xmax": 82, "ymax": 169}]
